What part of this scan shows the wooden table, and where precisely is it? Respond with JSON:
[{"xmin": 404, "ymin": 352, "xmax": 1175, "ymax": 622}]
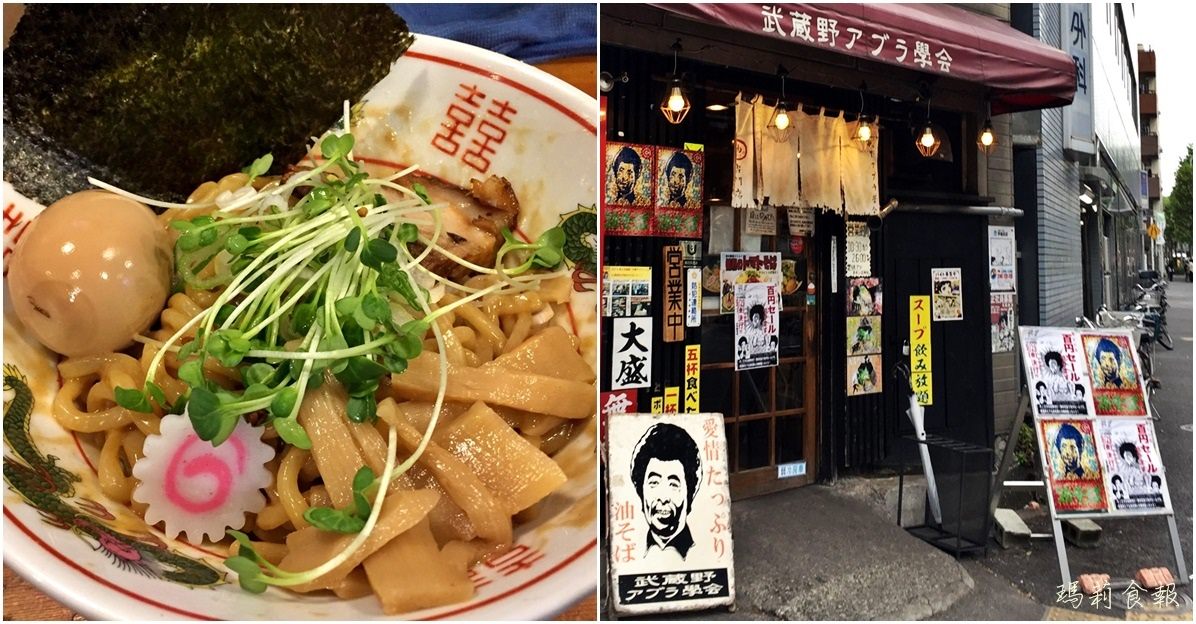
[{"xmin": 1, "ymin": 20, "xmax": 598, "ymax": 618}]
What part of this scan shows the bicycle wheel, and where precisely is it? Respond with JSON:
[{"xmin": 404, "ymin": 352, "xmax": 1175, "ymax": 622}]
[
  {"xmin": 1158, "ymin": 328, "xmax": 1174, "ymax": 351},
  {"xmin": 1139, "ymin": 346, "xmax": 1154, "ymax": 381}
]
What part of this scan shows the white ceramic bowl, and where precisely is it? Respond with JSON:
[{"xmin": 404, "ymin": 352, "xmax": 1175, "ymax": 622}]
[{"xmin": 2, "ymin": 34, "xmax": 598, "ymax": 620}]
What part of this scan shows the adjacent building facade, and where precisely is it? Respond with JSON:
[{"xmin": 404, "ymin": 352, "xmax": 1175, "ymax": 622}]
[
  {"xmin": 1012, "ymin": 3, "xmax": 1144, "ymax": 325},
  {"xmin": 1138, "ymin": 45, "xmax": 1165, "ymax": 269}
]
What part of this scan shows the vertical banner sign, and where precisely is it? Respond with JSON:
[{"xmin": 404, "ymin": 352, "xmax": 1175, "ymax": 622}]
[
  {"xmin": 664, "ymin": 387, "xmax": 680, "ymax": 413},
  {"xmin": 1061, "ymin": 4, "xmax": 1096, "ymax": 156},
  {"xmin": 931, "ymin": 267, "xmax": 963, "ymax": 321},
  {"xmin": 909, "ymin": 296, "xmax": 933, "ymax": 406},
  {"xmin": 651, "ymin": 397, "xmax": 664, "ymax": 414},
  {"xmin": 682, "ymin": 241, "xmax": 703, "ymax": 328},
  {"xmin": 607, "ymin": 412, "xmax": 735, "ymax": 615},
  {"xmin": 845, "ymin": 222, "xmax": 872, "ymax": 277},
  {"xmin": 733, "ymin": 283, "xmax": 780, "ymax": 371},
  {"xmin": 988, "ymin": 226, "xmax": 1017, "ymax": 292},
  {"xmin": 612, "ymin": 317, "xmax": 652, "ymax": 390},
  {"xmin": 830, "ymin": 236, "xmax": 838, "ymax": 293},
  {"xmin": 684, "ymin": 345, "xmax": 701, "ymax": 413},
  {"xmin": 663, "ymin": 246, "xmax": 685, "ymax": 342}
]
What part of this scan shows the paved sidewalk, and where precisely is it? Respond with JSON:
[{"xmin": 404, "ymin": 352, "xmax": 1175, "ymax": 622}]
[{"xmin": 609, "ymin": 483, "xmax": 975, "ymax": 620}]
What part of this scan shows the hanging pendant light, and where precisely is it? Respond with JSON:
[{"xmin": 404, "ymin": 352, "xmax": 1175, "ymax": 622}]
[
  {"xmin": 977, "ymin": 119, "xmax": 996, "ymax": 154},
  {"xmin": 853, "ymin": 87, "xmax": 877, "ymax": 149},
  {"xmin": 659, "ymin": 40, "xmax": 690, "ymax": 125},
  {"xmin": 915, "ymin": 98, "xmax": 945, "ymax": 158},
  {"xmin": 766, "ymin": 66, "xmax": 794, "ymax": 142},
  {"xmin": 977, "ymin": 102, "xmax": 997, "ymax": 155}
]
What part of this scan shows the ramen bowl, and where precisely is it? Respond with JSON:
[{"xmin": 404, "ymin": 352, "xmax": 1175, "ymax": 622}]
[{"xmin": 2, "ymin": 34, "xmax": 598, "ymax": 620}]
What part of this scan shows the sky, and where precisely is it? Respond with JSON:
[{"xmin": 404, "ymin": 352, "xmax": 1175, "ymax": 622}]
[{"xmin": 1135, "ymin": 2, "xmax": 1193, "ymax": 197}]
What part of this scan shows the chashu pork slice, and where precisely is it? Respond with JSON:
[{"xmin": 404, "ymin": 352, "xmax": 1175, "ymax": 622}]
[{"xmin": 363, "ymin": 163, "xmax": 520, "ymax": 282}]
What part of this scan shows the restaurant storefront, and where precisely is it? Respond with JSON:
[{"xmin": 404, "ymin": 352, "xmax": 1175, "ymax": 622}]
[{"xmin": 599, "ymin": 3, "xmax": 1076, "ymax": 500}]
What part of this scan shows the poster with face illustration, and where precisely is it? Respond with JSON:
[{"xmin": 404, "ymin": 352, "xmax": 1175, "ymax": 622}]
[
  {"xmin": 1038, "ymin": 418, "xmax": 1107, "ymax": 513},
  {"xmin": 847, "ymin": 354, "xmax": 882, "ymax": 396},
  {"xmin": 846, "ymin": 277, "xmax": 882, "ymax": 316},
  {"xmin": 604, "ymin": 143, "xmax": 655, "ymax": 236},
  {"xmin": 654, "ymin": 147, "xmax": 704, "ymax": 211},
  {"xmin": 733, "ymin": 283, "xmax": 779, "ymax": 371},
  {"xmin": 607, "ymin": 412, "xmax": 735, "ymax": 614},
  {"xmin": 931, "ymin": 267, "xmax": 962, "ymax": 321},
  {"xmin": 1096, "ymin": 418, "xmax": 1171, "ymax": 513},
  {"xmin": 605, "ymin": 142, "xmax": 655, "ymax": 208},
  {"xmin": 847, "ymin": 316, "xmax": 881, "ymax": 355},
  {"xmin": 1018, "ymin": 327, "xmax": 1095, "ymax": 417},
  {"xmin": 1081, "ymin": 331, "xmax": 1147, "ymax": 417}
]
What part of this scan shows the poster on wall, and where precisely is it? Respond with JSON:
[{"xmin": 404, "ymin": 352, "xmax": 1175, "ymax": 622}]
[
  {"xmin": 733, "ymin": 282, "xmax": 779, "ymax": 371},
  {"xmin": 612, "ymin": 317, "xmax": 653, "ymax": 390},
  {"xmin": 655, "ymin": 147, "xmax": 704, "ymax": 210},
  {"xmin": 847, "ymin": 316, "xmax": 882, "ymax": 355},
  {"xmin": 847, "ymin": 354, "xmax": 883, "ymax": 396},
  {"xmin": 1038, "ymin": 418, "xmax": 1108, "ymax": 513},
  {"xmin": 657, "ymin": 148, "xmax": 705, "ymax": 233},
  {"xmin": 603, "ymin": 266, "xmax": 652, "ymax": 318},
  {"xmin": 991, "ymin": 293, "xmax": 1016, "ymax": 353},
  {"xmin": 1096, "ymin": 419, "xmax": 1172, "ymax": 513},
  {"xmin": 719, "ymin": 252, "xmax": 781, "ymax": 314},
  {"xmin": 1019, "ymin": 326, "xmax": 1094, "ymax": 417},
  {"xmin": 604, "ymin": 143, "xmax": 656, "ymax": 236},
  {"xmin": 931, "ymin": 267, "xmax": 963, "ymax": 321},
  {"xmin": 845, "ymin": 222, "xmax": 871, "ymax": 277},
  {"xmin": 1081, "ymin": 331, "xmax": 1147, "ymax": 417},
  {"xmin": 745, "ymin": 205, "xmax": 777, "ymax": 236},
  {"xmin": 846, "ymin": 277, "xmax": 883, "ymax": 316},
  {"xmin": 909, "ymin": 296, "xmax": 933, "ymax": 406},
  {"xmin": 787, "ymin": 207, "xmax": 815, "ymax": 236},
  {"xmin": 607, "ymin": 412, "xmax": 735, "ymax": 614},
  {"xmin": 988, "ymin": 226, "xmax": 1017, "ymax": 292}
]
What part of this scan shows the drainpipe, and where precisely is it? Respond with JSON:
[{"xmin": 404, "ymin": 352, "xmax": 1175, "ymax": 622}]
[{"xmin": 892, "ymin": 204, "xmax": 1025, "ymax": 218}]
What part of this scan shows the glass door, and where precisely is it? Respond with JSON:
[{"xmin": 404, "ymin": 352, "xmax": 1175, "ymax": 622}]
[{"xmin": 700, "ymin": 206, "xmax": 819, "ymax": 499}]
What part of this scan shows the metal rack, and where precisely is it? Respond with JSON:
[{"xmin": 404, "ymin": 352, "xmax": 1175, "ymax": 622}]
[{"xmin": 898, "ymin": 433, "xmax": 994, "ymax": 558}]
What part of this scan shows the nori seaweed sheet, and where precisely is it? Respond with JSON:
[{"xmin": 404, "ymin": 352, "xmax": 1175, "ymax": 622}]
[{"xmin": 3, "ymin": 5, "xmax": 413, "ymax": 205}]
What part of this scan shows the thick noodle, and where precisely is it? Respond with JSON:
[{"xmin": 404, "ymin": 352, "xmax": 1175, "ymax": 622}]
[{"xmin": 49, "ymin": 168, "xmax": 594, "ymax": 614}]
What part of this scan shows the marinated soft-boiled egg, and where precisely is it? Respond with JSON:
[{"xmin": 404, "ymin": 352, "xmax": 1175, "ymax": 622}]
[{"xmin": 7, "ymin": 190, "xmax": 172, "ymax": 357}]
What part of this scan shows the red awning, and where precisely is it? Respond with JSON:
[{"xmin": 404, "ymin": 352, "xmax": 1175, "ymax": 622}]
[{"xmin": 651, "ymin": 3, "xmax": 1076, "ymax": 114}]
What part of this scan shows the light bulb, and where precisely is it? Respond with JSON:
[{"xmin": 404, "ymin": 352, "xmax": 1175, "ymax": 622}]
[
  {"xmin": 979, "ymin": 129, "xmax": 994, "ymax": 147},
  {"xmin": 667, "ymin": 87, "xmax": 686, "ymax": 112},
  {"xmin": 920, "ymin": 127, "xmax": 936, "ymax": 148},
  {"xmin": 858, "ymin": 123, "xmax": 873, "ymax": 142},
  {"xmin": 774, "ymin": 110, "xmax": 791, "ymax": 130}
]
